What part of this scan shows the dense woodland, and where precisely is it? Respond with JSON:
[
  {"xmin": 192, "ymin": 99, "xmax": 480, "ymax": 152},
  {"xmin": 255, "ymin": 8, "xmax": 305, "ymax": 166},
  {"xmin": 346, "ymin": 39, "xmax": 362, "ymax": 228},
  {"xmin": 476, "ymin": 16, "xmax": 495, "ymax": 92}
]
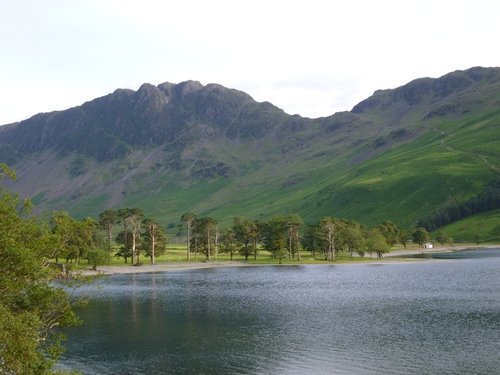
[{"xmin": 418, "ymin": 178, "xmax": 500, "ymax": 231}]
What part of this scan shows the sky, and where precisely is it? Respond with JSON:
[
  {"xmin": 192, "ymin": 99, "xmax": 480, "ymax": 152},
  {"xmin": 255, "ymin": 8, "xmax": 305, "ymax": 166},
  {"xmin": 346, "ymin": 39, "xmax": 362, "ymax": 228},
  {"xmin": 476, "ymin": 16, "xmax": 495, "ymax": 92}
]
[{"xmin": 1, "ymin": 0, "xmax": 500, "ymax": 124}]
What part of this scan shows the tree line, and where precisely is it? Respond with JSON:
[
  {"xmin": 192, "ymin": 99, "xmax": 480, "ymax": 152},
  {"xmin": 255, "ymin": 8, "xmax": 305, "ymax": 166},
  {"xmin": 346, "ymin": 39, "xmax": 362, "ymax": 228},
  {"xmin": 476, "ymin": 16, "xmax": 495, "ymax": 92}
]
[
  {"xmin": 48, "ymin": 206, "xmax": 440, "ymax": 268},
  {"xmin": 178, "ymin": 213, "xmax": 437, "ymax": 263},
  {"xmin": 49, "ymin": 207, "xmax": 441, "ymax": 267},
  {"xmin": 418, "ymin": 178, "xmax": 500, "ymax": 231}
]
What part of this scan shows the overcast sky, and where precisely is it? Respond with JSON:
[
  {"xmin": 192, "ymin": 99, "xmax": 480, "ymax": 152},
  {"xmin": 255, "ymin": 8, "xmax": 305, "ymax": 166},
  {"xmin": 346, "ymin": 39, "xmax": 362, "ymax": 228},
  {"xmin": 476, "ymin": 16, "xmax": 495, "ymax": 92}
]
[{"xmin": 1, "ymin": 0, "xmax": 499, "ymax": 124}]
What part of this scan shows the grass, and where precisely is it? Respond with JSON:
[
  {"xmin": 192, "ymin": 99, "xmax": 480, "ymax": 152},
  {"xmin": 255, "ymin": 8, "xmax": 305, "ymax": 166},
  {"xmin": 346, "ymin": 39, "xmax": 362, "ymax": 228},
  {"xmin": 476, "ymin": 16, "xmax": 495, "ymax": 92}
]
[
  {"xmin": 439, "ymin": 209, "xmax": 500, "ymax": 242},
  {"xmin": 67, "ymin": 242, "xmax": 410, "ymax": 270}
]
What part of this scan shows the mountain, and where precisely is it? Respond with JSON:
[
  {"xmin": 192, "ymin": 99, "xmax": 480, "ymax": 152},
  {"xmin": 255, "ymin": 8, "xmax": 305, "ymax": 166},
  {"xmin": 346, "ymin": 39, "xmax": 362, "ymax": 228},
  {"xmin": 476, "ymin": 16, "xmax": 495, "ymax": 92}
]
[{"xmin": 1, "ymin": 67, "xmax": 499, "ymax": 238}]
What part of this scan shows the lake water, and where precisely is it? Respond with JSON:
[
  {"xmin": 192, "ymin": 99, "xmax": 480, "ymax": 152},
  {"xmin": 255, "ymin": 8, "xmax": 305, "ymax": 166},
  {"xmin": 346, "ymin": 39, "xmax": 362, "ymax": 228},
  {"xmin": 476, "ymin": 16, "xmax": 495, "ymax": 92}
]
[{"xmin": 60, "ymin": 248, "xmax": 500, "ymax": 374}]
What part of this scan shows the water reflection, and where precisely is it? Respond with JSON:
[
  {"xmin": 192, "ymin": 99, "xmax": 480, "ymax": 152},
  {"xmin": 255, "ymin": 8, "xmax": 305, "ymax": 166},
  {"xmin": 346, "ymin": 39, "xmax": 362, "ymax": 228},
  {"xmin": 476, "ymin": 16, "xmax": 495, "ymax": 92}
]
[{"xmin": 62, "ymin": 249, "xmax": 500, "ymax": 375}]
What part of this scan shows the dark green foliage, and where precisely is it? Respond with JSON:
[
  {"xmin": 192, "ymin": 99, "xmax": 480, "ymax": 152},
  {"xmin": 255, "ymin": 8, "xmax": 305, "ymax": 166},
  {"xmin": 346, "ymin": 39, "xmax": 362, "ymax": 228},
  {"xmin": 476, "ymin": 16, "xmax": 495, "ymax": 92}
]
[
  {"xmin": 261, "ymin": 216, "xmax": 288, "ymax": 258},
  {"xmin": 191, "ymin": 216, "xmax": 218, "ymax": 261},
  {"xmin": 418, "ymin": 178, "xmax": 500, "ymax": 231},
  {"xmin": 141, "ymin": 218, "xmax": 167, "ymax": 264},
  {"xmin": 365, "ymin": 228, "xmax": 390, "ymax": 259},
  {"xmin": 99, "ymin": 209, "xmax": 119, "ymax": 253},
  {"xmin": 115, "ymin": 230, "xmax": 133, "ymax": 263},
  {"xmin": 376, "ymin": 221, "xmax": 401, "ymax": 246},
  {"xmin": 412, "ymin": 227, "xmax": 430, "ymax": 247},
  {"xmin": 435, "ymin": 231, "xmax": 452, "ymax": 246},
  {"xmin": 219, "ymin": 228, "xmax": 238, "ymax": 261},
  {"xmin": 0, "ymin": 167, "xmax": 79, "ymax": 374},
  {"xmin": 50, "ymin": 212, "xmax": 100, "ymax": 264},
  {"xmin": 232, "ymin": 216, "xmax": 259, "ymax": 260},
  {"xmin": 87, "ymin": 248, "xmax": 110, "ymax": 270}
]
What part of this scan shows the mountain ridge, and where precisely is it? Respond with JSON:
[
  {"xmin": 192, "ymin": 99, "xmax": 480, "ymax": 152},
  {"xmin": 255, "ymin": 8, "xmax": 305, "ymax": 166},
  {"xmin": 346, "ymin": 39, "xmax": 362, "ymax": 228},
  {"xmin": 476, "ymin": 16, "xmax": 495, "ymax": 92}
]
[{"xmin": 1, "ymin": 67, "xmax": 499, "ymax": 238}]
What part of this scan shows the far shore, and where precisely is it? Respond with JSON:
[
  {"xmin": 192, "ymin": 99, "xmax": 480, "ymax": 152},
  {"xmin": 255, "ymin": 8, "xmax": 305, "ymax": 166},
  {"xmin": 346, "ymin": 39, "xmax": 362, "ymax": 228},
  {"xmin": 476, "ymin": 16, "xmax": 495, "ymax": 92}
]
[{"xmin": 80, "ymin": 244, "xmax": 499, "ymax": 277}]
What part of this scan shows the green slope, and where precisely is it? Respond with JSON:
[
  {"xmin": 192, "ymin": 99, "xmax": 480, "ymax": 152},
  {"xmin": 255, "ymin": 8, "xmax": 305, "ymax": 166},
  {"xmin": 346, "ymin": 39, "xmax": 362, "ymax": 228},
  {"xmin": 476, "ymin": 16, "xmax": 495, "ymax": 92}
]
[
  {"xmin": 439, "ymin": 209, "xmax": 500, "ymax": 242},
  {"xmin": 85, "ymin": 108, "xmax": 498, "ymax": 231},
  {"xmin": 2, "ymin": 68, "xmax": 500, "ymax": 235},
  {"xmin": 316, "ymin": 109, "xmax": 500, "ymax": 227}
]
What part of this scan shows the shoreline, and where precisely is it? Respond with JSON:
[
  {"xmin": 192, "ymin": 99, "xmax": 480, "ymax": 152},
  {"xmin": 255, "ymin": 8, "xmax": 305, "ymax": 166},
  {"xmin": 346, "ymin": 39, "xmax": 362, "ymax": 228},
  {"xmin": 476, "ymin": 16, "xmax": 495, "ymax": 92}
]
[{"xmin": 80, "ymin": 244, "xmax": 499, "ymax": 277}]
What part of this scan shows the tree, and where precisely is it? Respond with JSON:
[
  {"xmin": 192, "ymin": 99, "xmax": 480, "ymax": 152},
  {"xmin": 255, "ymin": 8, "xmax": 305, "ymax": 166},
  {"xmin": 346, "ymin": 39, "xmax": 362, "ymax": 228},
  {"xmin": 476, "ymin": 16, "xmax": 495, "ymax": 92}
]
[
  {"xmin": 286, "ymin": 214, "xmax": 303, "ymax": 260},
  {"xmin": 117, "ymin": 208, "xmax": 132, "ymax": 263},
  {"xmin": 302, "ymin": 224, "xmax": 324, "ymax": 258},
  {"xmin": 320, "ymin": 217, "xmax": 336, "ymax": 261},
  {"xmin": 0, "ymin": 166, "xmax": 79, "ymax": 374},
  {"xmin": 219, "ymin": 228, "xmax": 238, "ymax": 261},
  {"xmin": 344, "ymin": 222, "xmax": 365, "ymax": 256},
  {"xmin": 180, "ymin": 212, "xmax": 197, "ymax": 261},
  {"xmin": 0, "ymin": 162, "xmax": 16, "ymax": 181},
  {"xmin": 115, "ymin": 230, "xmax": 133, "ymax": 263},
  {"xmin": 50, "ymin": 211, "xmax": 78, "ymax": 263},
  {"xmin": 366, "ymin": 228, "xmax": 391, "ymax": 259},
  {"xmin": 87, "ymin": 248, "xmax": 110, "ymax": 271},
  {"xmin": 399, "ymin": 229, "xmax": 408, "ymax": 249},
  {"xmin": 99, "ymin": 209, "xmax": 118, "ymax": 254},
  {"xmin": 118, "ymin": 208, "xmax": 144, "ymax": 265},
  {"xmin": 252, "ymin": 220, "xmax": 265, "ymax": 260},
  {"xmin": 75, "ymin": 217, "xmax": 100, "ymax": 265},
  {"xmin": 262, "ymin": 216, "xmax": 288, "ymax": 259},
  {"xmin": 194, "ymin": 217, "xmax": 217, "ymax": 261},
  {"xmin": 435, "ymin": 231, "xmax": 452, "ymax": 246},
  {"xmin": 376, "ymin": 221, "xmax": 401, "ymax": 247},
  {"xmin": 412, "ymin": 227, "xmax": 430, "ymax": 248},
  {"xmin": 50, "ymin": 213, "xmax": 100, "ymax": 264},
  {"xmin": 475, "ymin": 234, "xmax": 481, "ymax": 245},
  {"xmin": 232, "ymin": 216, "xmax": 257, "ymax": 261},
  {"xmin": 142, "ymin": 218, "xmax": 167, "ymax": 264}
]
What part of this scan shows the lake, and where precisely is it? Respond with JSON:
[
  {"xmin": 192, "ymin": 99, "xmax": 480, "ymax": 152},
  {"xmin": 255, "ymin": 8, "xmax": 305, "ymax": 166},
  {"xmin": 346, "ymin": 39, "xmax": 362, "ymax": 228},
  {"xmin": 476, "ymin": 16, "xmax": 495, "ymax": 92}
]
[{"xmin": 60, "ymin": 248, "xmax": 500, "ymax": 374}]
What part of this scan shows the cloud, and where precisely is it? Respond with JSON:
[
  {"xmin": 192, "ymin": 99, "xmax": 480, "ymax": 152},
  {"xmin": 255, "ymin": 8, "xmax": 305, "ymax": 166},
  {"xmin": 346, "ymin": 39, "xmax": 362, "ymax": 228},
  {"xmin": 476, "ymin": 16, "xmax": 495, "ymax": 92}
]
[{"xmin": 1, "ymin": 0, "xmax": 500, "ymax": 123}]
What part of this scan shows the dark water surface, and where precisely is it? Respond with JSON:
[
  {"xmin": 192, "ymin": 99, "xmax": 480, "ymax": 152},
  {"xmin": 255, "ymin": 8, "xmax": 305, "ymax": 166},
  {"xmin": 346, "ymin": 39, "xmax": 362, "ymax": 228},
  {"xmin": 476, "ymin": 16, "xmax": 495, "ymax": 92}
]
[{"xmin": 60, "ymin": 248, "xmax": 500, "ymax": 374}]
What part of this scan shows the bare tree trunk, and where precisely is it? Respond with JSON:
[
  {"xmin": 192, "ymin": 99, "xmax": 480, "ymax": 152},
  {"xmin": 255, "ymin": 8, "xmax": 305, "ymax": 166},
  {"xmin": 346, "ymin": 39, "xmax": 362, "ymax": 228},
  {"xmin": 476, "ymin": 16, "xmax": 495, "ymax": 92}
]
[
  {"xmin": 296, "ymin": 231, "xmax": 301, "ymax": 261},
  {"xmin": 130, "ymin": 218, "xmax": 141, "ymax": 266},
  {"xmin": 214, "ymin": 228, "xmax": 218, "ymax": 261},
  {"xmin": 206, "ymin": 229, "xmax": 210, "ymax": 261},
  {"xmin": 151, "ymin": 233, "xmax": 156, "ymax": 265},
  {"xmin": 124, "ymin": 220, "xmax": 130, "ymax": 263},
  {"xmin": 186, "ymin": 223, "xmax": 191, "ymax": 261},
  {"xmin": 327, "ymin": 225, "xmax": 336, "ymax": 261},
  {"xmin": 327, "ymin": 231, "xmax": 332, "ymax": 261},
  {"xmin": 107, "ymin": 224, "xmax": 113, "ymax": 253},
  {"xmin": 194, "ymin": 236, "xmax": 198, "ymax": 261},
  {"xmin": 131, "ymin": 226, "xmax": 137, "ymax": 265}
]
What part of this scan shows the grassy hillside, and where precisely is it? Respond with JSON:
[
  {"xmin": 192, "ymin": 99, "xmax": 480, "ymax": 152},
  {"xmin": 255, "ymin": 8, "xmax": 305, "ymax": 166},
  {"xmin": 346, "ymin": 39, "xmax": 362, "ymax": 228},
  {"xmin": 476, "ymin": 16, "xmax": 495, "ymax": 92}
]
[
  {"xmin": 1, "ymin": 68, "xmax": 499, "ymax": 236},
  {"xmin": 314, "ymin": 109, "xmax": 500, "ymax": 227},
  {"xmin": 439, "ymin": 209, "xmax": 500, "ymax": 243},
  {"xmin": 60, "ymin": 106, "xmax": 498, "ymax": 232}
]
